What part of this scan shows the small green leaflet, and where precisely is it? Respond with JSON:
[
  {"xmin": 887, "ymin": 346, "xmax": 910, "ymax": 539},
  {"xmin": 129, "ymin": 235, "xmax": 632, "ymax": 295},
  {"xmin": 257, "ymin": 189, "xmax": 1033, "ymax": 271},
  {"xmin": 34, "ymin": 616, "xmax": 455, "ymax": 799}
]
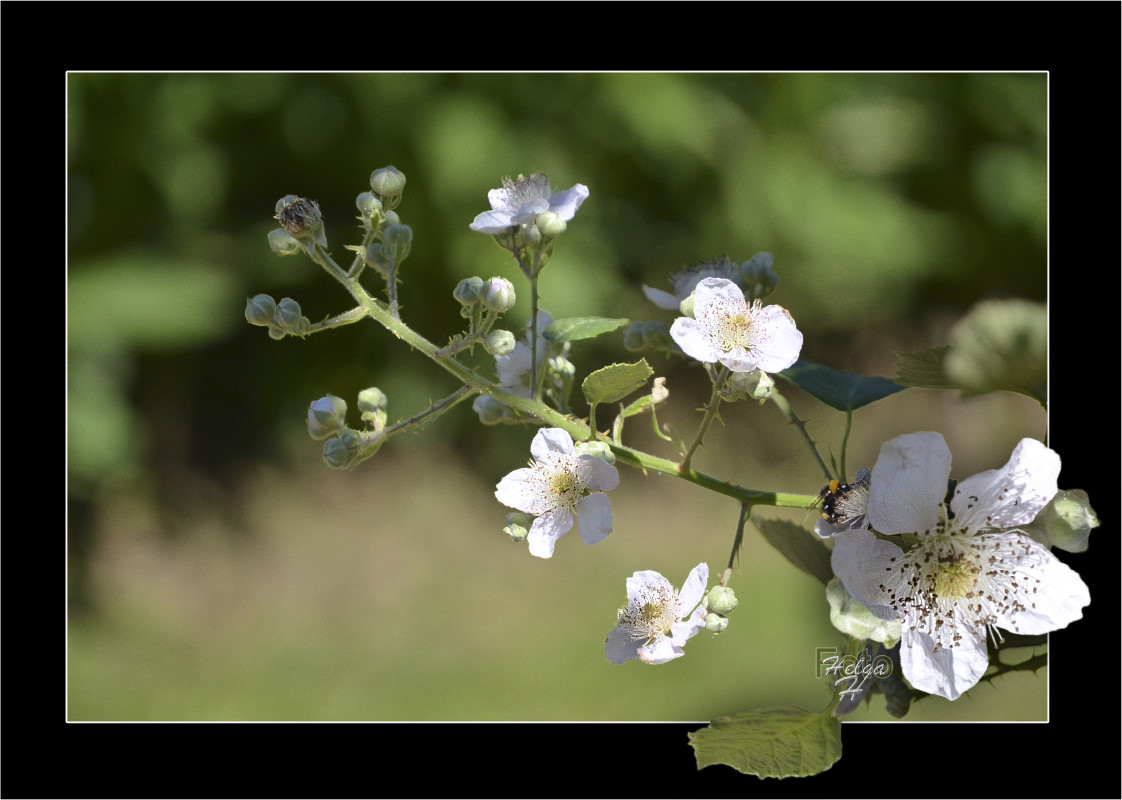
[
  {"xmin": 779, "ymin": 359, "xmax": 905, "ymax": 412},
  {"xmin": 689, "ymin": 705, "xmax": 843, "ymax": 779},
  {"xmin": 581, "ymin": 359, "xmax": 653, "ymax": 406},
  {"xmin": 542, "ymin": 316, "xmax": 629, "ymax": 343}
]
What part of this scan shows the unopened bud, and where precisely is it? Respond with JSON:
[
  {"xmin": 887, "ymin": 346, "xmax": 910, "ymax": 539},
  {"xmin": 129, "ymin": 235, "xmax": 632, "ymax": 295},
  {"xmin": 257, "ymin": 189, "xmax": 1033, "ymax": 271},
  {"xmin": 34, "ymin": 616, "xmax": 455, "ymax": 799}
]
[
  {"xmin": 267, "ymin": 227, "xmax": 302, "ymax": 256},
  {"xmin": 705, "ymin": 586, "xmax": 739, "ymax": 615},
  {"xmin": 503, "ymin": 511, "xmax": 533, "ymax": 542},
  {"xmin": 728, "ymin": 369, "xmax": 775, "ymax": 401},
  {"xmin": 482, "ymin": 277, "xmax": 517, "ymax": 313},
  {"xmin": 245, "ymin": 294, "xmax": 277, "ymax": 326},
  {"xmin": 679, "ymin": 294, "xmax": 696, "ymax": 319},
  {"xmin": 356, "ymin": 191, "xmax": 382, "ymax": 222},
  {"xmin": 484, "ymin": 329, "xmax": 517, "ymax": 356},
  {"xmin": 622, "ymin": 322, "xmax": 646, "ymax": 351},
  {"xmin": 383, "ymin": 223, "xmax": 413, "ymax": 261},
  {"xmin": 370, "ymin": 166, "xmax": 406, "ymax": 203},
  {"xmin": 574, "ymin": 440, "xmax": 615, "ymax": 465},
  {"xmin": 826, "ymin": 578, "xmax": 901, "ymax": 647},
  {"xmin": 308, "ymin": 394, "xmax": 347, "ymax": 440},
  {"xmin": 473, "ymin": 395, "xmax": 507, "ymax": 426},
  {"xmin": 275, "ymin": 297, "xmax": 305, "ymax": 329},
  {"xmin": 536, "ymin": 211, "xmax": 567, "ymax": 238},
  {"xmin": 454, "ymin": 277, "xmax": 486, "ymax": 306},
  {"xmin": 1024, "ymin": 489, "xmax": 1099, "ymax": 553},
  {"xmin": 704, "ymin": 612, "xmax": 728, "ymax": 633},
  {"xmin": 520, "ymin": 223, "xmax": 543, "ymax": 248},
  {"xmin": 357, "ymin": 387, "xmax": 388, "ymax": 414},
  {"xmin": 322, "ymin": 437, "xmax": 353, "ymax": 469}
]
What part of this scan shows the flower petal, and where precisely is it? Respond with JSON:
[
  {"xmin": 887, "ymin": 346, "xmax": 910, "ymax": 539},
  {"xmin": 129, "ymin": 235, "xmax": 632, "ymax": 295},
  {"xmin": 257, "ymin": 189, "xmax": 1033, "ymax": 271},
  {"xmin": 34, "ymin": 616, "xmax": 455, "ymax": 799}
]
[
  {"xmin": 670, "ymin": 317, "xmax": 721, "ymax": 364},
  {"xmin": 676, "ymin": 563, "xmax": 709, "ymax": 612},
  {"xmin": 867, "ymin": 432, "xmax": 952, "ymax": 535},
  {"xmin": 638, "ymin": 636, "xmax": 683, "ymax": 664},
  {"xmin": 951, "ymin": 438, "xmax": 1060, "ymax": 530},
  {"xmin": 494, "ymin": 467, "xmax": 537, "ymax": 513},
  {"xmin": 749, "ymin": 305, "xmax": 803, "ymax": 373},
  {"xmin": 547, "ymin": 183, "xmax": 589, "ymax": 220},
  {"xmin": 469, "ymin": 209, "xmax": 515, "ymax": 234},
  {"xmin": 604, "ymin": 625, "xmax": 641, "ymax": 664},
  {"xmin": 526, "ymin": 508, "xmax": 574, "ymax": 558},
  {"xmin": 983, "ymin": 532, "xmax": 1090, "ymax": 634},
  {"xmin": 642, "ymin": 285, "xmax": 683, "ymax": 310},
  {"xmin": 830, "ymin": 530, "xmax": 904, "ymax": 619},
  {"xmin": 899, "ymin": 627, "xmax": 989, "ymax": 701},
  {"xmin": 670, "ymin": 605, "xmax": 707, "ymax": 647},
  {"xmin": 626, "ymin": 570, "xmax": 671, "ymax": 599},
  {"xmin": 693, "ymin": 277, "xmax": 748, "ymax": 316},
  {"xmin": 580, "ymin": 455, "xmax": 620, "ymax": 493},
  {"xmin": 717, "ymin": 347, "xmax": 762, "ymax": 373},
  {"xmin": 530, "ymin": 427, "xmax": 575, "ymax": 460},
  {"xmin": 575, "ymin": 492, "xmax": 613, "ymax": 545}
]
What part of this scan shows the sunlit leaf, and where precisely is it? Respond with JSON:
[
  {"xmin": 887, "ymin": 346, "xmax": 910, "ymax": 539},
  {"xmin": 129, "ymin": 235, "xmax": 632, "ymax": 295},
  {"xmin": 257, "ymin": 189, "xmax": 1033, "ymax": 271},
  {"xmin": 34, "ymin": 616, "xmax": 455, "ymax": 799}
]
[
  {"xmin": 581, "ymin": 359, "xmax": 653, "ymax": 406},
  {"xmin": 543, "ymin": 316, "xmax": 629, "ymax": 343},
  {"xmin": 689, "ymin": 705, "xmax": 842, "ymax": 778}
]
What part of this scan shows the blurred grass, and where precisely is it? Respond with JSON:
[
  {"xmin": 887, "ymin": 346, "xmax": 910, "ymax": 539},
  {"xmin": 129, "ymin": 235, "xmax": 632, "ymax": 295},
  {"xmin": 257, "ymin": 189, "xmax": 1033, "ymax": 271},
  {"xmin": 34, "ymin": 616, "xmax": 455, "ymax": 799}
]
[{"xmin": 67, "ymin": 72, "xmax": 1053, "ymax": 722}]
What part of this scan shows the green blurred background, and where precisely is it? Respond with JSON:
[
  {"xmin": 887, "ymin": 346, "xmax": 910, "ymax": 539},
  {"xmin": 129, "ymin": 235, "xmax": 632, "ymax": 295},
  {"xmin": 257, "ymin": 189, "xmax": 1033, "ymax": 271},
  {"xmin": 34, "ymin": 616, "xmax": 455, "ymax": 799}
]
[{"xmin": 67, "ymin": 72, "xmax": 1051, "ymax": 722}]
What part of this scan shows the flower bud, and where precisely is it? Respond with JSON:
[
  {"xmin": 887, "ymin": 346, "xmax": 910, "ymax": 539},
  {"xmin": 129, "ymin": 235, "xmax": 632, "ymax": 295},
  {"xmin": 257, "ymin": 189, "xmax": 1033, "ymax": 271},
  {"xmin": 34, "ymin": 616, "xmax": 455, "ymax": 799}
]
[
  {"xmin": 482, "ymin": 277, "xmax": 516, "ymax": 313},
  {"xmin": 704, "ymin": 612, "xmax": 728, "ymax": 634},
  {"xmin": 705, "ymin": 586, "xmax": 739, "ymax": 615},
  {"xmin": 1024, "ymin": 489, "xmax": 1098, "ymax": 553},
  {"xmin": 245, "ymin": 294, "xmax": 277, "ymax": 327},
  {"xmin": 826, "ymin": 578, "xmax": 901, "ymax": 647},
  {"xmin": 484, "ymin": 329, "xmax": 517, "ymax": 356},
  {"xmin": 370, "ymin": 166, "xmax": 406, "ymax": 203},
  {"xmin": 274, "ymin": 297, "xmax": 305, "ymax": 328},
  {"xmin": 622, "ymin": 321, "xmax": 646, "ymax": 351},
  {"xmin": 536, "ymin": 211, "xmax": 567, "ymax": 238},
  {"xmin": 454, "ymin": 277, "xmax": 486, "ymax": 306},
  {"xmin": 503, "ymin": 511, "xmax": 532, "ymax": 542},
  {"xmin": 727, "ymin": 369, "xmax": 775, "ymax": 401},
  {"xmin": 574, "ymin": 439, "xmax": 615, "ymax": 465},
  {"xmin": 472, "ymin": 394, "xmax": 507, "ymax": 426},
  {"xmin": 322, "ymin": 437, "xmax": 354, "ymax": 469},
  {"xmin": 679, "ymin": 293, "xmax": 696, "ymax": 319},
  {"xmin": 308, "ymin": 394, "xmax": 347, "ymax": 440},
  {"xmin": 520, "ymin": 223, "xmax": 543, "ymax": 249},
  {"xmin": 275, "ymin": 195, "xmax": 322, "ymax": 236},
  {"xmin": 355, "ymin": 191, "xmax": 383, "ymax": 227},
  {"xmin": 365, "ymin": 243, "xmax": 394, "ymax": 274},
  {"xmin": 383, "ymin": 223, "xmax": 413, "ymax": 261},
  {"xmin": 383, "ymin": 210, "xmax": 401, "ymax": 227},
  {"xmin": 267, "ymin": 227, "xmax": 302, "ymax": 256},
  {"xmin": 739, "ymin": 252, "xmax": 779, "ymax": 300},
  {"xmin": 357, "ymin": 387, "xmax": 388, "ymax": 414}
]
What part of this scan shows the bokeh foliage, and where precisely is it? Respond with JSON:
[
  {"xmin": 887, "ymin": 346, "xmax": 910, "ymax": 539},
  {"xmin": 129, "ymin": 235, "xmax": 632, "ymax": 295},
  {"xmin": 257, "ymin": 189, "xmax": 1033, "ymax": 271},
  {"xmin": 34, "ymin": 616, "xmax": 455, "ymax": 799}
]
[{"xmin": 67, "ymin": 73, "xmax": 1048, "ymax": 721}]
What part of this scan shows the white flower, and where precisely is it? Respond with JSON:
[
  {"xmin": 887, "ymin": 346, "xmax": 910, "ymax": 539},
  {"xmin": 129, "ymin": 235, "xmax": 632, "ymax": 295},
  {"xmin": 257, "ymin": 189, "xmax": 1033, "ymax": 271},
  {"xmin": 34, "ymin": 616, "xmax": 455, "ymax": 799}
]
[
  {"xmin": 831, "ymin": 432, "xmax": 1091, "ymax": 701},
  {"xmin": 494, "ymin": 428, "xmax": 619, "ymax": 559},
  {"xmin": 670, "ymin": 277, "xmax": 802, "ymax": 373},
  {"xmin": 604, "ymin": 564, "xmax": 709, "ymax": 664},
  {"xmin": 473, "ymin": 312, "xmax": 567, "ymax": 422},
  {"xmin": 470, "ymin": 173, "xmax": 589, "ymax": 234},
  {"xmin": 642, "ymin": 256, "xmax": 742, "ymax": 310}
]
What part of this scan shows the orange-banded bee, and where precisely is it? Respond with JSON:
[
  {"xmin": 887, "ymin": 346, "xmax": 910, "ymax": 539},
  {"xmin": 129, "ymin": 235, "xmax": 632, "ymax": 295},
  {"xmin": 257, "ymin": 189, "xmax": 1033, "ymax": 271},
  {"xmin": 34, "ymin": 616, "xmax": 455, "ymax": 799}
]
[{"xmin": 813, "ymin": 466, "xmax": 872, "ymax": 527}]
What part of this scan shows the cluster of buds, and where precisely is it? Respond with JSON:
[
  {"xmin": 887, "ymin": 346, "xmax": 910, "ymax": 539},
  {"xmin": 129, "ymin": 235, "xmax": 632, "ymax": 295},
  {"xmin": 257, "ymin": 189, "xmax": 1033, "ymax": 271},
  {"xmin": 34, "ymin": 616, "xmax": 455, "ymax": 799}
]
[
  {"xmin": 702, "ymin": 585, "xmax": 739, "ymax": 634},
  {"xmin": 307, "ymin": 389, "xmax": 389, "ymax": 469},
  {"xmin": 245, "ymin": 294, "xmax": 311, "ymax": 340},
  {"xmin": 270, "ymin": 195, "xmax": 327, "ymax": 257}
]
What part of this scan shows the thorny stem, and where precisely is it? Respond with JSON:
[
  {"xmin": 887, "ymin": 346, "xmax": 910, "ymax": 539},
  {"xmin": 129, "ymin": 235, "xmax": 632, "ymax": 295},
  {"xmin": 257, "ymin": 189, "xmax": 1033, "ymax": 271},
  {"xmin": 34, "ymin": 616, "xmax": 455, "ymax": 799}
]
[
  {"xmin": 306, "ymin": 305, "xmax": 369, "ymax": 334},
  {"xmin": 681, "ymin": 366, "xmax": 729, "ymax": 470},
  {"xmin": 769, "ymin": 386, "xmax": 834, "ymax": 482},
  {"xmin": 726, "ymin": 503, "xmax": 751, "ymax": 573},
  {"xmin": 382, "ymin": 385, "xmax": 475, "ymax": 436}
]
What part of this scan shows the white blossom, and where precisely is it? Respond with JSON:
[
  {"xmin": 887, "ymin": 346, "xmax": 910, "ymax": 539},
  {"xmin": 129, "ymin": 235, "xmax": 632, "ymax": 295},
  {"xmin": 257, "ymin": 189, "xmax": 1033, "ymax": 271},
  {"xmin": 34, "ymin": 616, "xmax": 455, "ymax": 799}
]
[
  {"xmin": 831, "ymin": 432, "xmax": 1091, "ymax": 700},
  {"xmin": 642, "ymin": 256, "xmax": 742, "ymax": 310},
  {"xmin": 605, "ymin": 564, "xmax": 709, "ymax": 664},
  {"xmin": 470, "ymin": 173, "xmax": 588, "ymax": 234},
  {"xmin": 670, "ymin": 278, "xmax": 802, "ymax": 373},
  {"xmin": 494, "ymin": 428, "xmax": 619, "ymax": 559}
]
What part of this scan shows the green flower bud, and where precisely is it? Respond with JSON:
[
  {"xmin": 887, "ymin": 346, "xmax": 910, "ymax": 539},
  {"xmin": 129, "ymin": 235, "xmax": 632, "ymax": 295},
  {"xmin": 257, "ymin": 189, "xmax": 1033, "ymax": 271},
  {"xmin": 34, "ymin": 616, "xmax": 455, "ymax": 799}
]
[
  {"xmin": 365, "ymin": 243, "xmax": 394, "ymax": 274},
  {"xmin": 1023, "ymin": 489, "xmax": 1099, "ymax": 553},
  {"xmin": 705, "ymin": 586, "xmax": 739, "ymax": 615},
  {"xmin": 267, "ymin": 227, "xmax": 302, "ymax": 256},
  {"xmin": 356, "ymin": 191, "xmax": 383, "ymax": 226},
  {"xmin": 308, "ymin": 394, "xmax": 347, "ymax": 440},
  {"xmin": 383, "ymin": 210, "xmax": 401, "ymax": 227},
  {"xmin": 573, "ymin": 439, "xmax": 615, "ymax": 465},
  {"xmin": 482, "ymin": 277, "xmax": 517, "ymax": 313},
  {"xmin": 484, "ymin": 329, "xmax": 517, "ymax": 356},
  {"xmin": 727, "ymin": 369, "xmax": 775, "ymax": 401},
  {"xmin": 383, "ymin": 223, "xmax": 413, "ymax": 261},
  {"xmin": 622, "ymin": 322, "xmax": 646, "ymax": 351},
  {"xmin": 520, "ymin": 223, "xmax": 543, "ymax": 249},
  {"xmin": 370, "ymin": 166, "xmax": 406, "ymax": 202},
  {"xmin": 739, "ymin": 252, "xmax": 779, "ymax": 300},
  {"xmin": 245, "ymin": 294, "xmax": 277, "ymax": 326},
  {"xmin": 322, "ymin": 437, "xmax": 353, "ymax": 469},
  {"xmin": 454, "ymin": 277, "xmax": 485, "ymax": 306},
  {"xmin": 357, "ymin": 387, "xmax": 388, "ymax": 414},
  {"xmin": 503, "ymin": 511, "xmax": 532, "ymax": 542},
  {"xmin": 704, "ymin": 612, "xmax": 728, "ymax": 633},
  {"xmin": 679, "ymin": 293, "xmax": 696, "ymax": 319},
  {"xmin": 473, "ymin": 395, "xmax": 507, "ymax": 426},
  {"xmin": 826, "ymin": 578, "xmax": 901, "ymax": 648},
  {"xmin": 274, "ymin": 297, "xmax": 304, "ymax": 327},
  {"xmin": 536, "ymin": 211, "xmax": 567, "ymax": 238}
]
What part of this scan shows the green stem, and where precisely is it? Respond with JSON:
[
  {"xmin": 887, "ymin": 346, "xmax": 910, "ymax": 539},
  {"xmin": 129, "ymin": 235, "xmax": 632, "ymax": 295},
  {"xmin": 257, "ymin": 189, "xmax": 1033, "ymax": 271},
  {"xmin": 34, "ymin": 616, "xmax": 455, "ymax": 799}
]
[
  {"xmin": 382, "ymin": 385, "xmax": 476, "ymax": 436},
  {"xmin": 769, "ymin": 387, "xmax": 834, "ymax": 482},
  {"xmin": 681, "ymin": 366, "xmax": 728, "ymax": 470},
  {"xmin": 305, "ymin": 305, "xmax": 369, "ymax": 334},
  {"xmin": 839, "ymin": 409, "xmax": 853, "ymax": 480},
  {"xmin": 727, "ymin": 503, "xmax": 751, "ymax": 572}
]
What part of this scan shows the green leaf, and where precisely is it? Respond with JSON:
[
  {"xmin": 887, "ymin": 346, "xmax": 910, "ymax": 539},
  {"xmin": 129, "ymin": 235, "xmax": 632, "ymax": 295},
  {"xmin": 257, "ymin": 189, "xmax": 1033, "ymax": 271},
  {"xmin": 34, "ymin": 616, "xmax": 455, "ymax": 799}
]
[
  {"xmin": 542, "ymin": 316, "xmax": 629, "ymax": 342},
  {"xmin": 895, "ymin": 345, "xmax": 954, "ymax": 389},
  {"xmin": 945, "ymin": 299, "xmax": 1046, "ymax": 404},
  {"xmin": 753, "ymin": 517, "xmax": 833, "ymax": 585},
  {"xmin": 581, "ymin": 359, "xmax": 653, "ymax": 406},
  {"xmin": 689, "ymin": 705, "xmax": 842, "ymax": 779},
  {"xmin": 779, "ymin": 359, "xmax": 905, "ymax": 412}
]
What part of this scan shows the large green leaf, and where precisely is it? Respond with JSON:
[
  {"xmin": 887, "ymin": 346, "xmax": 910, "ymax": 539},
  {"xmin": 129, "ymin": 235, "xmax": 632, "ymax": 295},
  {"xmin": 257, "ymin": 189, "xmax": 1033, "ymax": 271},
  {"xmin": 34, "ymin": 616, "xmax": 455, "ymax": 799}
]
[
  {"xmin": 542, "ymin": 316, "xmax": 629, "ymax": 343},
  {"xmin": 689, "ymin": 705, "xmax": 843, "ymax": 778},
  {"xmin": 753, "ymin": 517, "xmax": 833, "ymax": 585},
  {"xmin": 779, "ymin": 359, "xmax": 905, "ymax": 412},
  {"xmin": 581, "ymin": 359, "xmax": 653, "ymax": 406}
]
